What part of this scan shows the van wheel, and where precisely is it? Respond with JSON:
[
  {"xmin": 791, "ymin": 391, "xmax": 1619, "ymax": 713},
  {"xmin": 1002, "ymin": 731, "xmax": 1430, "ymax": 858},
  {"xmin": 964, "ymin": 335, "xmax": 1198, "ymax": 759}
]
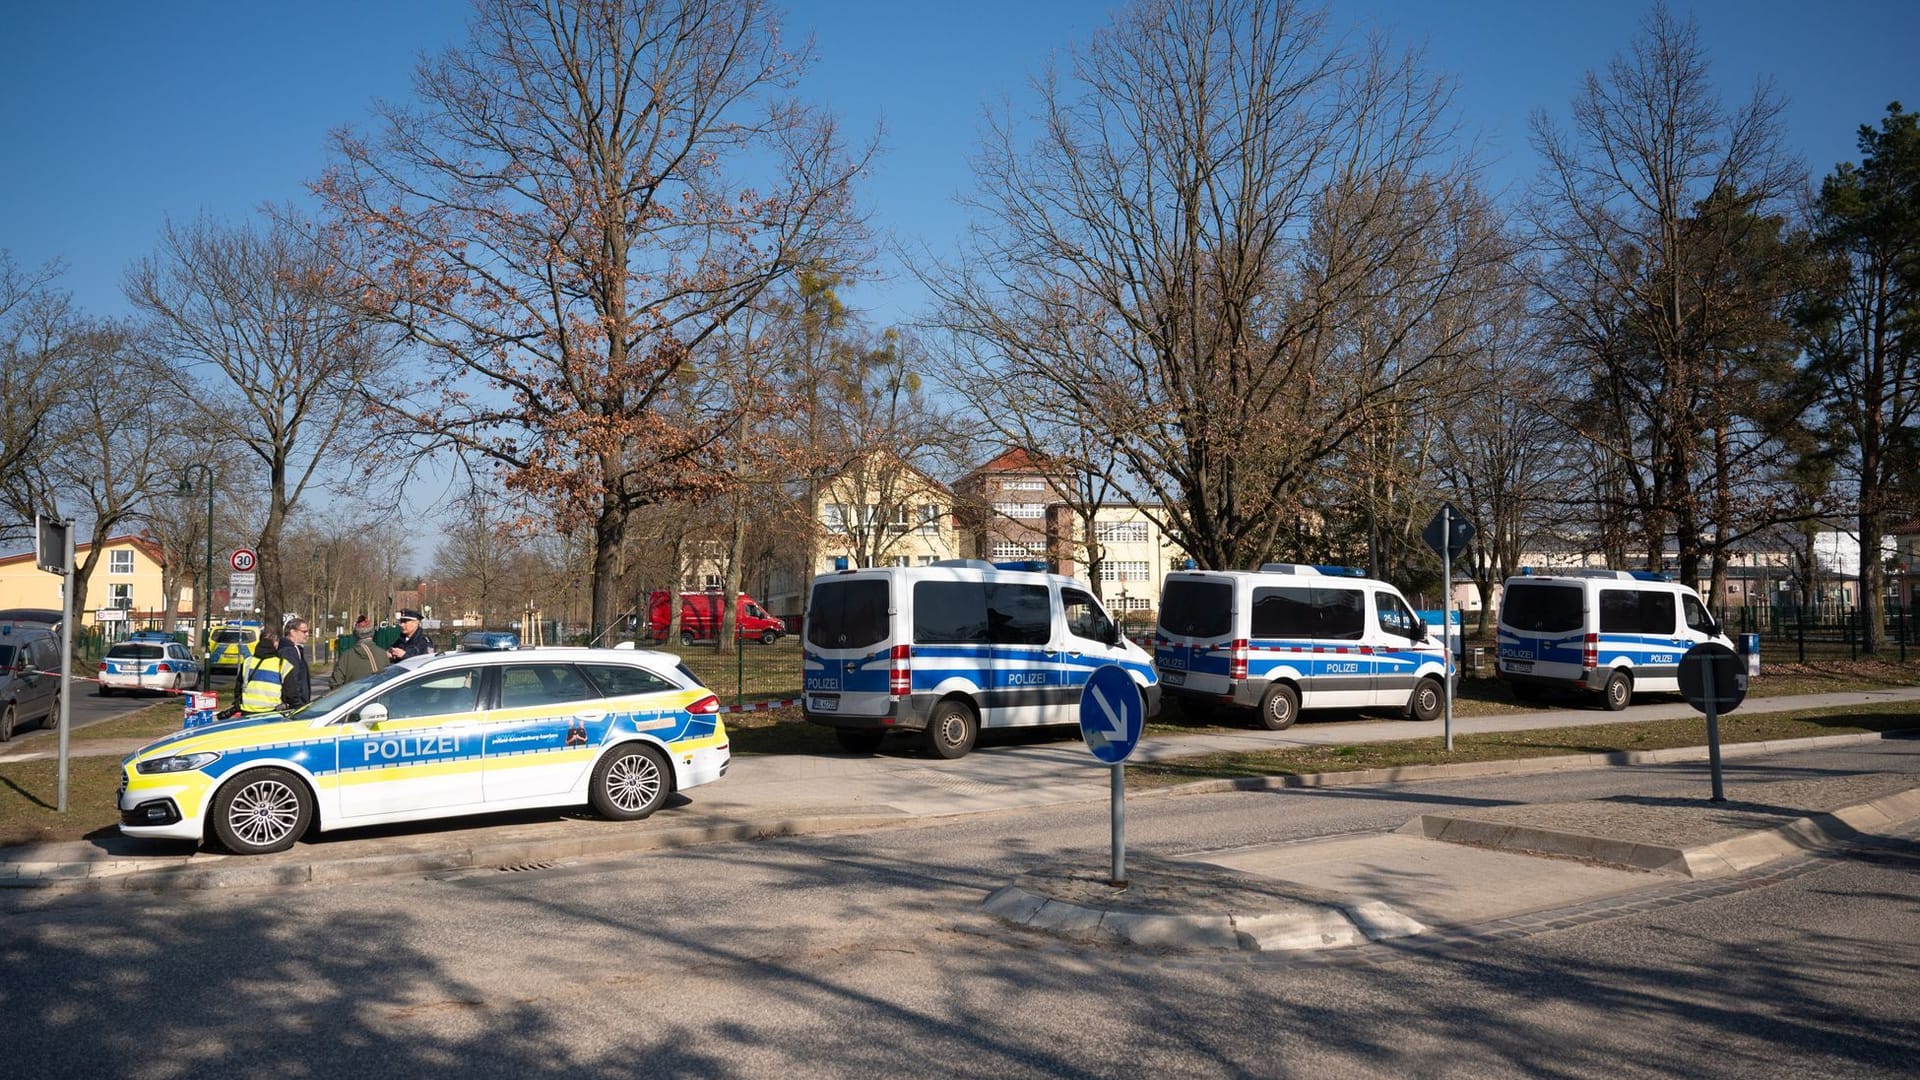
[
  {"xmin": 1409, "ymin": 677, "xmax": 1444, "ymax": 722},
  {"xmin": 1602, "ymin": 670, "xmax": 1632, "ymax": 711},
  {"xmin": 760, "ymin": 631, "xmax": 778, "ymax": 646},
  {"xmin": 680, "ymin": 631, "xmax": 696, "ymax": 646},
  {"xmin": 211, "ymin": 768, "xmax": 312, "ymax": 855},
  {"xmin": 923, "ymin": 700, "xmax": 977, "ymax": 759},
  {"xmin": 1256, "ymin": 684, "xmax": 1298, "ymax": 731},
  {"xmin": 835, "ymin": 729, "xmax": 885, "ymax": 754}
]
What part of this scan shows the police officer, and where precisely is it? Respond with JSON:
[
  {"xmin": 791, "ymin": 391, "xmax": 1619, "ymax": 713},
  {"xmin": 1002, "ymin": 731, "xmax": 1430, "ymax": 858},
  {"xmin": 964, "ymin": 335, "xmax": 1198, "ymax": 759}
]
[
  {"xmin": 277, "ymin": 618, "xmax": 313, "ymax": 710},
  {"xmin": 387, "ymin": 609, "xmax": 433, "ymax": 664}
]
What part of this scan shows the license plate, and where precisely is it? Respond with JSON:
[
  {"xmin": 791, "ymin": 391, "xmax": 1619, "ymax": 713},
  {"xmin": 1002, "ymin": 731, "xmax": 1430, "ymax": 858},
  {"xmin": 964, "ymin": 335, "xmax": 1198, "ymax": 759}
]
[
  {"xmin": 810, "ymin": 695, "xmax": 839, "ymax": 713},
  {"xmin": 1161, "ymin": 670, "xmax": 1185, "ymax": 686},
  {"xmin": 1504, "ymin": 660, "xmax": 1532, "ymax": 673}
]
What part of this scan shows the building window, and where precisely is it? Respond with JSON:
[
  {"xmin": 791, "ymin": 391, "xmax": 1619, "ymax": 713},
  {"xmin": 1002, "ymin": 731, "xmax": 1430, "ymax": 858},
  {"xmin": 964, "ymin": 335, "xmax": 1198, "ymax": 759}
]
[
  {"xmin": 918, "ymin": 504, "xmax": 942, "ymax": 534},
  {"xmin": 1094, "ymin": 521, "xmax": 1148, "ymax": 544},
  {"xmin": 1000, "ymin": 479, "xmax": 1045, "ymax": 491},
  {"xmin": 1098, "ymin": 561, "xmax": 1151, "ymax": 583},
  {"xmin": 1110, "ymin": 596, "xmax": 1152, "ymax": 613},
  {"xmin": 990, "ymin": 541, "xmax": 1044, "ymax": 560},
  {"xmin": 822, "ymin": 503, "xmax": 847, "ymax": 533},
  {"xmin": 109, "ymin": 549, "xmax": 135, "ymax": 574},
  {"xmin": 993, "ymin": 502, "xmax": 1046, "ymax": 520},
  {"xmin": 109, "ymin": 583, "xmax": 134, "ymax": 609},
  {"xmin": 888, "ymin": 556, "xmax": 911, "ymax": 567},
  {"xmin": 917, "ymin": 556, "xmax": 938, "ymax": 566}
]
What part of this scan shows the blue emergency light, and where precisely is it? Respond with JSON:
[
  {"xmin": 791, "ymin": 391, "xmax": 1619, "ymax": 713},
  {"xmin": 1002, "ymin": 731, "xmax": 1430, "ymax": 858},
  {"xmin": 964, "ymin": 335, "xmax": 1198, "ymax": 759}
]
[{"xmin": 993, "ymin": 560, "xmax": 1049, "ymax": 572}]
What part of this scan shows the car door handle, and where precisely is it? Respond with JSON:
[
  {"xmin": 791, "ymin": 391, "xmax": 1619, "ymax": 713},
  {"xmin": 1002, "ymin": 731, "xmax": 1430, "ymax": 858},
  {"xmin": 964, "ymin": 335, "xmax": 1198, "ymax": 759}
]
[{"xmin": 573, "ymin": 710, "xmax": 606, "ymax": 723}]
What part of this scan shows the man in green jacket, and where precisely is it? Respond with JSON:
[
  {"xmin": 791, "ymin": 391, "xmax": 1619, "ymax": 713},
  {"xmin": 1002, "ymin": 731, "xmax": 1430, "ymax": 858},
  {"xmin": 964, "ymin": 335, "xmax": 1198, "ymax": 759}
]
[{"xmin": 333, "ymin": 615, "xmax": 388, "ymax": 686}]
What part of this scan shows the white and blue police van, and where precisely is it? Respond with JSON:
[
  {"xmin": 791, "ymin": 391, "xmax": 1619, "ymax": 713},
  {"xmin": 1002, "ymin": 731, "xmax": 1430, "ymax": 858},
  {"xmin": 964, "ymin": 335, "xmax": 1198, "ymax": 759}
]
[
  {"xmin": 1154, "ymin": 564, "xmax": 1452, "ymax": 730},
  {"xmin": 802, "ymin": 560, "xmax": 1160, "ymax": 759},
  {"xmin": 1496, "ymin": 569, "xmax": 1731, "ymax": 710}
]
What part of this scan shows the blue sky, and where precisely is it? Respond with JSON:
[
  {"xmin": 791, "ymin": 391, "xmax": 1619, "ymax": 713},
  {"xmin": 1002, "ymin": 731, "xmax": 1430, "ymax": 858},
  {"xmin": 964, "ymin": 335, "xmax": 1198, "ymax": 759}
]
[{"xmin": 5, "ymin": 1, "xmax": 1915, "ymax": 332}]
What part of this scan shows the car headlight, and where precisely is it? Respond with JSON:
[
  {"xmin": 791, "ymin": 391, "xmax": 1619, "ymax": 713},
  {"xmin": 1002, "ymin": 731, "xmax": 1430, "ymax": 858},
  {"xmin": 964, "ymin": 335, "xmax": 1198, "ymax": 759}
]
[{"xmin": 135, "ymin": 752, "xmax": 221, "ymax": 775}]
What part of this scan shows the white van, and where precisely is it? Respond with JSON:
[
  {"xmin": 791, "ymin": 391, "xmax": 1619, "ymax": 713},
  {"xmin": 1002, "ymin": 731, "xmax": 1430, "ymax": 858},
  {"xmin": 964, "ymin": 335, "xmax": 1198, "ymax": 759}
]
[
  {"xmin": 1154, "ymin": 564, "xmax": 1451, "ymax": 730},
  {"xmin": 1496, "ymin": 570, "xmax": 1732, "ymax": 709},
  {"xmin": 802, "ymin": 560, "xmax": 1159, "ymax": 759}
]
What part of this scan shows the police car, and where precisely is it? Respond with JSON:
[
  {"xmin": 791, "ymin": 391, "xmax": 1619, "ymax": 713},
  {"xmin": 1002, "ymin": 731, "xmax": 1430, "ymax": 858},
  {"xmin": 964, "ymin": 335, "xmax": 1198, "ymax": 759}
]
[
  {"xmin": 117, "ymin": 646, "xmax": 730, "ymax": 854},
  {"xmin": 98, "ymin": 639, "xmax": 201, "ymax": 696}
]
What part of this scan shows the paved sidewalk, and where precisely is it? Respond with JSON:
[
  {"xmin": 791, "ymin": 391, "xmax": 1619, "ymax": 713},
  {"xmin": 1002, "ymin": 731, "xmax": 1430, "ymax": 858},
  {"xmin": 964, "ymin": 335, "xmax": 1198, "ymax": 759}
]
[{"xmin": 3, "ymin": 690, "xmax": 1916, "ymax": 956}]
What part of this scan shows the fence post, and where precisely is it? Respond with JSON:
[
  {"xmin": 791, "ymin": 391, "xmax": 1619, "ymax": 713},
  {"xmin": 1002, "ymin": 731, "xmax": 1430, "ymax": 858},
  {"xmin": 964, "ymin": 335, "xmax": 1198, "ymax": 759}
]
[
  {"xmin": 1848, "ymin": 606, "xmax": 1858, "ymax": 661},
  {"xmin": 1797, "ymin": 604, "xmax": 1807, "ymax": 664}
]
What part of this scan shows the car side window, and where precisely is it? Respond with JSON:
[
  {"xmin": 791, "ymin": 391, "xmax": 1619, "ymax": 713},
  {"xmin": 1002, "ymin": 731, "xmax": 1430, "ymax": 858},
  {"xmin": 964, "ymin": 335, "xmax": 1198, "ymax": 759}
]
[
  {"xmin": 1683, "ymin": 595, "xmax": 1716, "ymax": 634},
  {"xmin": 1375, "ymin": 592, "xmax": 1416, "ymax": 639},
  {"xmin": 580, "ymin": 663, "xmax": 677, "ymax": 698},
  {"xmin": 373, "ymin": 671, "xmax": 481, "ymax": 721},
  {"xmin": 497, "ymin": 664, "xmax": 596, "ymax": 710}
]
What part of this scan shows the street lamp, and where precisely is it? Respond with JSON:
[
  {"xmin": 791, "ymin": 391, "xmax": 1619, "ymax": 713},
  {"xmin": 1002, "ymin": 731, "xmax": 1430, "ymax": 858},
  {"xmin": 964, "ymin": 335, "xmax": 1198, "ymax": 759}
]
[{"xmin": 177, "ymin": 464, "xmax": 214, "ymax": 691}]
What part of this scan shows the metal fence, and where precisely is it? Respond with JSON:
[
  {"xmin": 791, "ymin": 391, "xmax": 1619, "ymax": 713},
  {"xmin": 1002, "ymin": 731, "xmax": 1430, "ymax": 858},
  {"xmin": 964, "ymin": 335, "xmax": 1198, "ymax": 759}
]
[{"xmin": 1718, "ymin": 603, "xmax": 1915, "ymax": 663}]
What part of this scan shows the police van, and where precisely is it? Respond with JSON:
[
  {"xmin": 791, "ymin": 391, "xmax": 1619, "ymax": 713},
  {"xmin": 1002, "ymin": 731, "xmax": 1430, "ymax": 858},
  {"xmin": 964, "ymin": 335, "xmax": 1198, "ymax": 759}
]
[
  {"xmin": 1154, "ymin": 564, "xmax": 1451, "ymax": 730},
  {"xmin": 1496, "ymin": 569, "xmax": 1731, "ymax": 709},
  {"xmin": 802, "ymin": 560, "xmax": 1159, "ymax": 759}
]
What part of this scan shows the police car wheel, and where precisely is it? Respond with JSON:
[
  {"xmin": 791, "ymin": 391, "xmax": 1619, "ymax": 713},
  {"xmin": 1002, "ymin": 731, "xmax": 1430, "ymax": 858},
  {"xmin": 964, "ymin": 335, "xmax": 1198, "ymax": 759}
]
[
  {"xmin": 0, "ymin": 704, "xmax": 14, "ymax": 742},
  {"xmin": 1410, "ymin": 677, "xmax": 1444, "ymax": 722},
  {"xmin": 211, "ymin": 768, "xmax": 312, "ymax": 855},
  {"xmin": 923, "ymin": 700, "xmax": 977, "ymax": 759},
  {"xmin": 1602, "ymin": 670, "xmax": 1632, "ymax": 712},
  {"xmin": 98, "ymin": 685, "xmax": 115, "ymax": 698},
  {"xmin": 835, "ymin": 729, "xmax": 885, "ymax": 754},
  {"xmin": 591, "ymin": 744, "xmax": 670, "ymax": 821},
  {"xmin": 1256, "ymin": 684, "xmax": 1298, "ymax": 731}
]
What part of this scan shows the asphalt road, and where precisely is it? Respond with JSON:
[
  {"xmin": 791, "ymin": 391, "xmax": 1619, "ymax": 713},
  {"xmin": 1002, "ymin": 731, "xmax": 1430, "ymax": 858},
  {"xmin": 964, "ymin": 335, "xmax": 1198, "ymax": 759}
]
[{"xmin": 4, "ymin": 740, "xmax": 1915, "ymax": 1078}]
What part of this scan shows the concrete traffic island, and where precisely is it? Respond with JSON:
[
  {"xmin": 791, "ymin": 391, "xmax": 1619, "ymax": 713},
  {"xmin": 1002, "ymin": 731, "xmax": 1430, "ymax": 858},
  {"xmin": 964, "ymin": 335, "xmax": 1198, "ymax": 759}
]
[
  {"xmin": 1399, "ymin": 773, "xmax": 1920, "ymax": 878},
  {"xmin": 982, "ymin": 851, "xmax": 1427, "ymax": 952}
]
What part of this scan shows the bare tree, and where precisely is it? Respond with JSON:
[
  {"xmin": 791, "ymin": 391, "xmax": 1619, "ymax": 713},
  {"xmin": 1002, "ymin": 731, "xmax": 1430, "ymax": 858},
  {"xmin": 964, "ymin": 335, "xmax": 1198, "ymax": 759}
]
[
  {"xmin": 317, "ymin": 0, "xmax": 871, "ymax": 640},
  {"xmin": 1527, "ymin": 6, "xmax": 1808, "ymax": 593},
  {"xmin": 0, "ymin": 253, "xmax": 81, "ymax": 541},
  {"xmin": 929, "ymin": 0, "xmax": 1504, "ymax": 571},
  {"xmin": 127, "ymin": 212, "xmax": 385, "ymax": 625}
]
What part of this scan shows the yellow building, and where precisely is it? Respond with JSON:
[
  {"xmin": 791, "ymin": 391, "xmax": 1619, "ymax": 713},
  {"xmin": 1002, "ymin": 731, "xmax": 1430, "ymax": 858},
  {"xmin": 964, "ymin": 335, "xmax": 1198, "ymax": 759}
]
[
  {"xmin": 0, "ymin": 534, "xmax": 193, "ymax": 633},
  {"xmin": 767, "ymin": 452, "xmax": 960, "ymax": 613}
]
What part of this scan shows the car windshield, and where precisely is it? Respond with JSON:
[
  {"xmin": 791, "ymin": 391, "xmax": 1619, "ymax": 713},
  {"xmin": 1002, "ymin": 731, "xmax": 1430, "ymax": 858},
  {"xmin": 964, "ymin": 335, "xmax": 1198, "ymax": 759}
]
[{"xmin": 293, "ymin": 663, "xmax": 415, "ymax": 722}]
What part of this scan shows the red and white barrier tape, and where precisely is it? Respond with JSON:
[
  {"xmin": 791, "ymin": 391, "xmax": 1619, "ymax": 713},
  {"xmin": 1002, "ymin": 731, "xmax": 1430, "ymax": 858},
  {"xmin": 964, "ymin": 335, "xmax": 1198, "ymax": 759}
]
[{"xmin": 716, "ymin": 697, "xmax": 802, "ymax": 714}]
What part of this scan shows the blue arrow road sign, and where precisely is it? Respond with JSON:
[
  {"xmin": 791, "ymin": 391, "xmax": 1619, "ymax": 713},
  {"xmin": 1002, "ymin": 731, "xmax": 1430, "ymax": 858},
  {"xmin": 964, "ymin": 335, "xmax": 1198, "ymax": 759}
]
[{"xmin": 1080, "ymin": 664, "xmax": 1144, "ymax": 764}]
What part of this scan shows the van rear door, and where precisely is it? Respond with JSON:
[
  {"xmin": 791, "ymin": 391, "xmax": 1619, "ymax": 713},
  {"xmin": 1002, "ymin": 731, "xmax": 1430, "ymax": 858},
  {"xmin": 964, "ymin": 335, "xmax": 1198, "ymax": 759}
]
[
  {"xmin": 804, "ymin": 576, "xmax": 893, "ymax": 719},
  {"xmin": 1156, "ymin": 577, "xmax": 1233, "ymax": 695}
]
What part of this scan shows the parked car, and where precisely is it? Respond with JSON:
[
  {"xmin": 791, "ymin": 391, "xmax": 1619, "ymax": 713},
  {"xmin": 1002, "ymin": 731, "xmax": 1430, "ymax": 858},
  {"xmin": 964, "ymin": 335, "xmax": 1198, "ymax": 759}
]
[
  {"xmin": 98, "ymin": 640, "xmax": 201, "ymax": 696},
  {"xmin": 0, "ymin": 624, "xmax": 63, "ymax": 741},
  {"xmin": 206, "ymin": 622, "xmax": 262, "ymax": 674},
  {"xmin": 118, "ymin": 646, "xmax": 730, "ymax": 854}
]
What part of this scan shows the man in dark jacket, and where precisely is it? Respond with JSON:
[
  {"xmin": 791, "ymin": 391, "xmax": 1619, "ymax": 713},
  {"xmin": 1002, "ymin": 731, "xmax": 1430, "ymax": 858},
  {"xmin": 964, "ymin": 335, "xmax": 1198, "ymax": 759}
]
[
  {"xmin": 277, "ymin": 618, "xmax": 313, "ymax": 710},
  {"xmin": 387, "ymin": 609, "xmax": 433, "ymax": 664}
]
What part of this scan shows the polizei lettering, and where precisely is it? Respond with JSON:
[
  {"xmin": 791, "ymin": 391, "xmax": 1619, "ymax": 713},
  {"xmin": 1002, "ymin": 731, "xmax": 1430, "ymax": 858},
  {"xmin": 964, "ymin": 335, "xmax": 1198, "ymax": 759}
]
[{"xmin": 362, "ymin": 734, "xmax": 462, "ymax": 762}]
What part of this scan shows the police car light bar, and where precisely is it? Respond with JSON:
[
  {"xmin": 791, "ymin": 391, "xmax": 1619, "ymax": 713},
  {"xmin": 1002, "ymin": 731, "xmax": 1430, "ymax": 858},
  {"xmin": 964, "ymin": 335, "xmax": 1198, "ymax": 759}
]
[
  {"xmin": 1257, "ymin": 563, "xmax": 1366, "ymax": 578},
  {"xmin": 992, "ymin": 560, "xmax": 1049, "ymax": 573}
]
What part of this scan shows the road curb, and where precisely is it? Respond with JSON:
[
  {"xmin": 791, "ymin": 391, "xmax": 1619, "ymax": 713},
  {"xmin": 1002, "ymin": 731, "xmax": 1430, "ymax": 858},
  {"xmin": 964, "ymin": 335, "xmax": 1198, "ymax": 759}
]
[
  {"xmin": 1398, "ymin": 784, "xmax": 1920, "ymax": 878},
  {"xmin": 1147, "ymin": 730, "xmax": 1911, "ymax": 798}
]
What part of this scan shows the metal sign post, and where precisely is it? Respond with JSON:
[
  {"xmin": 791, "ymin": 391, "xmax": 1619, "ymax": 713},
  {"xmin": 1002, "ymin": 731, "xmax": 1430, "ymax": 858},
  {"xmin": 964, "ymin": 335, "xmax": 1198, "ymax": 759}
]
[
  {"xmin": 1422, "ymin": 502, "xmax": 1476, "ymax": 752},
  {"xmin": 35, "ymin": 515, "xmax": 78, "ymax": 814},
  {"xmin": 1080, "ymin": 665, "xmax": 1145, "ymax": 887},
  {"xmin": 1679, "ymin": 642, "xmax": 1746, "ymax": 803}
]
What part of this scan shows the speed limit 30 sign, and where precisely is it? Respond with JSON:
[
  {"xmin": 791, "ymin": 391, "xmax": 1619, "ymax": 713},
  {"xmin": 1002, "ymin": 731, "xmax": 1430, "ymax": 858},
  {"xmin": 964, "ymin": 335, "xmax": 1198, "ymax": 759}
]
[{"xmin": 230, "ymin": 547, "xmax": 258, "ymax": 573}]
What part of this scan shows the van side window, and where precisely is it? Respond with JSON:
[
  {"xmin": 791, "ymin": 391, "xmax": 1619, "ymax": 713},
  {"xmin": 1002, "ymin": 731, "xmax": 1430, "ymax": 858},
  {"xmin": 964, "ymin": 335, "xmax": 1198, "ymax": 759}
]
[
  {"xmin": 1682, "ymin": 595, "xmax": 1716, "ymax": 634},
  {"xmin": 1313, "ymin": 588, "xmax": 1366, "ymax": 640},
  {"xmin": 987, "ymin": 583, "xmax": 1052, "ymax": 645},
  {"xmin": 1600, "ymin": 589, "xmax": 1676, "ymax": 634},
  {"xmin": 1375, "ymin": 592, "xmax": 1417, "ymax": 639},
  {"xmin": 1061, "ymin": 588, "xmax": 1114, "ymax": 643},
  {"xmin": 914, "ymin": 581, "xmax": 989, "ymax": 644},
  {"xmin": 1251, "ymin": 587, "xmax": 1314, "ymax": 637}
]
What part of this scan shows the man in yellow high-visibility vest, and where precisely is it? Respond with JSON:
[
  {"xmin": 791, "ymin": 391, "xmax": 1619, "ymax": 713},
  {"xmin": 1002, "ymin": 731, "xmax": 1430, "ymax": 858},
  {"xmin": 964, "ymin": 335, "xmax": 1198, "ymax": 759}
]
[{"xmin": 237, "ymin": 632, "xmax": 291, "ymax": 716}]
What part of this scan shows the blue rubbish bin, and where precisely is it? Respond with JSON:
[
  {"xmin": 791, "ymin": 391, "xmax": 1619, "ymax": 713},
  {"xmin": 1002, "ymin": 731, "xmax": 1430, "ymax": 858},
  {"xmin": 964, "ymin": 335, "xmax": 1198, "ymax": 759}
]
[{"xmin": 1739, "ymin": 633, "xmax": 1760, "ymax": 676}]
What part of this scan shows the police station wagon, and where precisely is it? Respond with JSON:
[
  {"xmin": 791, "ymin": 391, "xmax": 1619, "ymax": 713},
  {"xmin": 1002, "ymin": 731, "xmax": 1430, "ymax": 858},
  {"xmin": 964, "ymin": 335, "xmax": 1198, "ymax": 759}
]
[{"xmin": 118, "ymin": 647, "xmax": 730, "ymax": 854}]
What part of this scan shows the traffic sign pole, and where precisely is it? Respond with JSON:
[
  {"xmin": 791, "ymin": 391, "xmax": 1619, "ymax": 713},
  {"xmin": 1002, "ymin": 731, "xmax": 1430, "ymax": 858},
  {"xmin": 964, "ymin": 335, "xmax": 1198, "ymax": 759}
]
[
  {"xmin": 1703, "ymin": 662, "xmax": 1725, "ymax": 802},
  {"xmin": 1110, "ymin": 764, "xmax": 1126, "ymax": 886},
  {"xmin": 1442, "ymin": 505, "xmax": 1454, "ymax": 752},
  {"xmin": 1080, "ymin": 665, "xmax": 1144, "ymax": 889}
]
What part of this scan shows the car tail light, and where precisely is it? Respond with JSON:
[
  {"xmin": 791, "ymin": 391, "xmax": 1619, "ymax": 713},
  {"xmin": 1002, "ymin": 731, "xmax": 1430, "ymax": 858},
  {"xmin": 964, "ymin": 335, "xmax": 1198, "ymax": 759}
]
[
  {"xmin": 98, "ymin": 662, "xmax": 108, "ymax": 672},
  {"xmin": 888, "ymin": 644, "xmax": 911, "ymax": 697},
  {"xmin": 1582, "ymin": 633, "xmax": 1598, "ymax": 670},
  {"xmin": 156, "ymin": 663, "xmax": 172, "ymax": 673},
  {"xmin": 687, "ymin": 694, "xmax": 721, "ymax": 714},
  {"xmin": 1228, "ymin": 639, "xmax": 1249, "ymax": 681}
]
